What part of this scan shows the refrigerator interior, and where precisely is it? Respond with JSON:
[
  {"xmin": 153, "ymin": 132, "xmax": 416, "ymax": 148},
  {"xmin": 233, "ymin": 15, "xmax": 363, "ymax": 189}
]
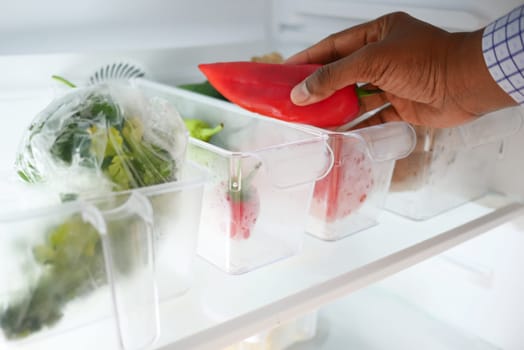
[{"xmin": 1, "ymin": 0, "xmax": 524, "ymax": 349}]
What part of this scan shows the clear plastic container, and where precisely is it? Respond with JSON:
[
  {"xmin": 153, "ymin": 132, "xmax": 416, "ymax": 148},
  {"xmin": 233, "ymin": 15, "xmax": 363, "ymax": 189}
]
[
  {"xmin": 0, "ymin": 187, "xmax": 159, "ymax": 350},
  {"xmin": 224, "ymin": 311, "xmax": 318, "ymax": 350},
  {"xmin": 385, "ymin": 108, "xmax": 523, "ymax": 220},
  {"xmin": 305, "ymin": 122, "xmax": 416, "ymax": 241},
  {"xmin": 130, "ymin": 161, "xmax": 209, "ymax": 300},
  {"xmin": 135, "ymin": 79, "xmax": 332, "ymax": 274}
]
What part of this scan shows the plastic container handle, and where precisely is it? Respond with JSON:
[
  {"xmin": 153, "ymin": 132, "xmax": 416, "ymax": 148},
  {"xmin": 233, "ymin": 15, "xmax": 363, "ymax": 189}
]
[
  {"xmin": 99, "ymin": 192, "xmax": 160, "ymax": 350},
  {"xmin": 352, "ymin": 121, "xmax": 416, "ymax": 162},
  {"xmin": 252, "ymin": 135, "xmax": 334, "ymax": 189}
]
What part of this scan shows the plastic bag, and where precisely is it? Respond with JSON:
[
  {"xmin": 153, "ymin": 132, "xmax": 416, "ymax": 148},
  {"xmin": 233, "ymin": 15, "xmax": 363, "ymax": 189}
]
[{"xmin": 15, "ymin": 82, "xmax": 187, "ymax": 196}]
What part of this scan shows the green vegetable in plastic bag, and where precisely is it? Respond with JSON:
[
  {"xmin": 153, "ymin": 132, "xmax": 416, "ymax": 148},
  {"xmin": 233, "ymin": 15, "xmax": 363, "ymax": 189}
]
[{"xmin": 16, "ymin": 81, "xmax": 187, "ymax": 196}]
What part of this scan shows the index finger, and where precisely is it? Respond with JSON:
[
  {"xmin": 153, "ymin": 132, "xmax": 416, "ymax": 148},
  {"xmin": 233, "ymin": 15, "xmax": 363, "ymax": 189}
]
[{"xmin": 284, "ymin": 17, "xmax": 385, "ymax": 65}]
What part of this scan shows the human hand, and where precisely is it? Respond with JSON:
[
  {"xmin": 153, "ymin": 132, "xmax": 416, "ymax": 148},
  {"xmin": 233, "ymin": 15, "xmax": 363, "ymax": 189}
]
[{"xmin": 286, "ymin": 12, "xmax": 517, "ymax": 128}]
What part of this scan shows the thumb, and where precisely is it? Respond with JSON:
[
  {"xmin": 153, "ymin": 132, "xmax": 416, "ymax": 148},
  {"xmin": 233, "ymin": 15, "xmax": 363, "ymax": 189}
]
[{"xmin": 290, "ymin": 44, "xmax": 382, "ymax": 106}]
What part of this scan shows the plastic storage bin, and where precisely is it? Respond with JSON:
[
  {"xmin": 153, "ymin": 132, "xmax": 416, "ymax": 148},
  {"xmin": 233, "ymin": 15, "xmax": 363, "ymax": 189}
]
[
  {"xmin": 305, "ymin": 122, "xmax": 416, "ymax": 241},
  {"xmin": 385, "ymin": 108, "xmax": 523, "ymax": 220},
  {"xmin": 0, "ymin": 187, "xmax": 159, "ymax": 350},
  {"xmin": 135, "ymin": 79, "xmax": 332, "ymax": 274},
  {"xmin": 224, "ymin": 311, "xmax": 318, "ymax": 350},
  {"xmin": 4, "ymin": 83, "xmax": 209, "ymax": 300}
]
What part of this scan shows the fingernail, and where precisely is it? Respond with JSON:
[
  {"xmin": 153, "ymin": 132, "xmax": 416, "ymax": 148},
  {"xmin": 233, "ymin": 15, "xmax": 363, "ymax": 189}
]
[{"xmin": 290, "ymin": 82, "xmax": 311, "ymax": 105}]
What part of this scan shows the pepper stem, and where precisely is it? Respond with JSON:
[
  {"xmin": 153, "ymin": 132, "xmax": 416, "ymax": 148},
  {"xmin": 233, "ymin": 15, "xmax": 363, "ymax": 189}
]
[{"xmin": 356, "ymin": 86, "xmax": 383, "ymax": 98}]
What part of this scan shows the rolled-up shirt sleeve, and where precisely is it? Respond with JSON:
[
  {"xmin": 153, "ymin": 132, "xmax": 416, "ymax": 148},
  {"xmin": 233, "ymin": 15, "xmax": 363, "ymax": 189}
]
[{"xmin": 483, "ymin": 5, "xmax": 524, "ymax": 104}]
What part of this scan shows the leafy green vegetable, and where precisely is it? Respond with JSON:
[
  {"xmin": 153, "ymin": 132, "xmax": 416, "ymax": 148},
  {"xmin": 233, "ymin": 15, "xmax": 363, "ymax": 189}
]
[
  {"xmin": 49, "ymin": 120, "xmax": 92, "ymax": 165},
  {"xmin": 17, "ymin": 82, "xmax": 177, "ymax": 192},
  {"xmin": 89, "ymin": 96, "xmax": 120, "ymax": 125},
  {"xmin": 1, "ymin": 216, "xmax": 105, "ymax": 339},
  {"xmin": 107, "ymin": 154, "xmax": 133, "ymax": 190}
]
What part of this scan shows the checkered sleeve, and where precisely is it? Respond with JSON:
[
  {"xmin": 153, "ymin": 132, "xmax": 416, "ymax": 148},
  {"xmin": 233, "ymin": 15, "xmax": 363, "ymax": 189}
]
[{"xmin": 483, "ymin": 5, "xmax": 524, "ymax": 104}]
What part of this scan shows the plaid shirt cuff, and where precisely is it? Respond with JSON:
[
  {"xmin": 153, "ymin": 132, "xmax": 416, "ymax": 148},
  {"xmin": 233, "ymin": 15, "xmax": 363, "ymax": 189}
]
[{"xmin": 483, "ymin": 5, "xmax": 524, "ymax": 104}]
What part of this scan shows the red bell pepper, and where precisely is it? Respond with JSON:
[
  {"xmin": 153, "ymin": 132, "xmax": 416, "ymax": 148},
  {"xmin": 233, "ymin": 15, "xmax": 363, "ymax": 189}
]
[{"xmin": 199, "ymin": 62, "xmax": 370, "ymax": 128}]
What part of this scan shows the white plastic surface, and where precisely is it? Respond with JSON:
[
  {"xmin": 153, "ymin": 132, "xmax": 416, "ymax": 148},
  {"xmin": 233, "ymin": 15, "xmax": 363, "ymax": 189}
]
[
  {"xmin": 286, "ymin": 287, "xmax": 499, "ymax": 349},
  {"xmin": 378, "ymin": 218, "xmax": 524, "ymax": 350}
]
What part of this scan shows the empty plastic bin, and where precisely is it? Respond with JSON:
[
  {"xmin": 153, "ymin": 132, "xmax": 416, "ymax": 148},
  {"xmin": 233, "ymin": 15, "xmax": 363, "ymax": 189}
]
[
  {"xmin": 0, "ymin": 186, "xmax": 159, "ymax": 350},
  {"xmin": 385, "ymin": 108, "xmax": 523, "ymax": 220},
  {"xmin": 135, "ymin": 79, "xmax": 332, "ymax": 274},
  {"xmin": 305, "ymin": 122, "xmax": 416, "ymax": 241}
]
